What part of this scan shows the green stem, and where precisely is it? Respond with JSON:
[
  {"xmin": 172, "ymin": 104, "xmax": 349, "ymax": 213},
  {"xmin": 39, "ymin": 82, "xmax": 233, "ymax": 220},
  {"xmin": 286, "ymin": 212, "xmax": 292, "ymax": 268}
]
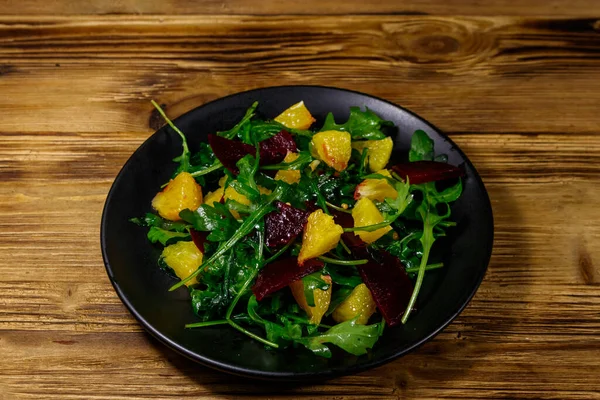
[
  {"xmin": 325, "ymin": 201, "xmax": 351, "ymax": 214},
  {"xmin": 264, "ymin": 240, "xmax": 293, "ymax": 265},
  {"xmin": 228, "ymin": 320, "xmax": 279, "ymax": 348},
  {"xmin": 405, "ymin": 262, "xmax": 444, "ymax": 274},
  {"xmin": 401, "ymin": 229, "xmax": 432, "ymax": 324},
  {"xmin": 339, "ymin": 238, "xmax": 352, "ymax": 254},
  {"xmin": 343, "ymin": 219, "xmax": 394, "ymax": 233},
  {"xmin": 151, "ymin": 100, "xmax": 189, "ymax": 156},
  {"xmin": 185, "ymin": 320, "xmax": 228, "ymax": 329},
  {"xmin": 226, "ymin": 269, "xmax": 258, "ymax": 320},
  {"xmin": 190, "ymin": 161, "xmax": 223, "ymax": 177},
  {"xmin": 318, "ymin": 255, "xmax": 368, "ymax": 266}
]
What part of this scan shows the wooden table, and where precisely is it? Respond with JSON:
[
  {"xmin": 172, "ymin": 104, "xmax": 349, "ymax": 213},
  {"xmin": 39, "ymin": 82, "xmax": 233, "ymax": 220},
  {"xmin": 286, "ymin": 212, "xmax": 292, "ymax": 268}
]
[{"xmin": 1, "ymin": 1, "xmax": 600, "ymax": 399}]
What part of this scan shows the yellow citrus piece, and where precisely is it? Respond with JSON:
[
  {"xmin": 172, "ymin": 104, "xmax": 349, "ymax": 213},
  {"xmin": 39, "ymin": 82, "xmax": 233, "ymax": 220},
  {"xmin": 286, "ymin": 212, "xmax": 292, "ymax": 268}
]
[
  {"xmin": 354, "ymin": 169, "xmax": 398, "ymax": 202},
  {"xmin": 352, "ymin": 137, "xmax": 393, "ymax": 172},
  {"xmin": 351, "ymin": 198, "xmax": 391, "ymax": 244},
  {"xmin": 160, "ymin": 241, "xmax": 203, "ymax": 286},
  {"xmin": 310, "ymin": 130, "xmax": 352, "ymax": 172},
  {"xmin": 332, "ymin": 283, "xmax": 377, "ymax": 325},
  {"xmin": 152, "ymin": 172, "xmax": 203, "ymax": 221},
  {"xmin": 274, "ymin": 101, "xmax": 316, "ymax": 130},
  {"xmin": 289, "ymin": 275, "xmax": 332, "ymax": 325},
  {"xmin": 204, "ymin": 187, "xmax": 224, "ymax": 206},
  {"xmin": 298, "ymin": 209, "xmax": 343, "ymax": 265},
  {"xmin": 274, "ymin": 152, "xmax": 301, "ymax": 184}
]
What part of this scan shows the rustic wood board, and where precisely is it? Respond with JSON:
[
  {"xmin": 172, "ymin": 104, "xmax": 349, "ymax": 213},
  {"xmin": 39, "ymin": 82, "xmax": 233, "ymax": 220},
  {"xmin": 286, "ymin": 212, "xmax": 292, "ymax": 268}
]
[{"xmin": 1, "ymin": 12, "xmax": 599, "ymax": 400}]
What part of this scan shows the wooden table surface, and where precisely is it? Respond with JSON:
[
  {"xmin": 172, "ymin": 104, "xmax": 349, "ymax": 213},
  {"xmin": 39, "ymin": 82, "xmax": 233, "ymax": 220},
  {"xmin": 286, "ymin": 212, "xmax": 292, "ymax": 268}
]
[{"xmin": 1, "ymin": 1, "xmax": 600, "ymax": 399}]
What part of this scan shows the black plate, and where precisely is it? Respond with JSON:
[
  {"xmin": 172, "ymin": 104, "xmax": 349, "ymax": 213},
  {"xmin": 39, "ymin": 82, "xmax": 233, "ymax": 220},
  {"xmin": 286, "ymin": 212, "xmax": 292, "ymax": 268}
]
[{"xmin": 101, "ymin": 86, "xmax": 493, "ymax": 380}]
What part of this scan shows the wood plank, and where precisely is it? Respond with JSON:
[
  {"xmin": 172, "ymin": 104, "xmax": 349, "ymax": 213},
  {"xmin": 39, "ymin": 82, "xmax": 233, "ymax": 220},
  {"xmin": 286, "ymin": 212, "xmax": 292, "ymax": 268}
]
[
  {"xmin": 0, "ymin": 0, "xmax": 599, "ymax": 16},
  {"xmin": 0, "ymin": 16, "xmax": 599, "ymax": 134},
  {"xmin": 1, "ymin": 331, "xmax": 599, "ymax": 399}
]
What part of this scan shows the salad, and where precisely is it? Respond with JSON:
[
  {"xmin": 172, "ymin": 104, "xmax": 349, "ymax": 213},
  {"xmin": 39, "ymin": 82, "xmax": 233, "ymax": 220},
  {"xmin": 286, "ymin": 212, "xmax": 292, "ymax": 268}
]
[{"xmin": 131, "ymin": 100, "xmax": 464, "ymax": 358}]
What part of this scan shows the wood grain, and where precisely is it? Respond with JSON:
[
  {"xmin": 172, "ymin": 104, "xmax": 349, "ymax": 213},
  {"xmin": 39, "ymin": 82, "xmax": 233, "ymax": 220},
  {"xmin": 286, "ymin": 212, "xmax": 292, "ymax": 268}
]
[
  {"xmin": 0, "ymin": 0, "xmax": 599, "ymax": 16},
  {"xmin": 0, "ymin": 16, "xmax": 600, "ymax": 135},
  {"xmin": 1, "ymin": 11, "xmax": 600, "ymax": 400}
]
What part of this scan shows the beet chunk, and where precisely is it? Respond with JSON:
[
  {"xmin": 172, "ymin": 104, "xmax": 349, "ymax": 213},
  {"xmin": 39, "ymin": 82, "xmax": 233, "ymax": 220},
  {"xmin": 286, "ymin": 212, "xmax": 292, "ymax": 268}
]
[
  {"xmin": 252, "ymin": 258, "xmax": 324, "ymax": 301},
  {"xmin": 259, "ymin": 130, "xmax": 297, "ymax": 165},
  {"xmin": 265, "ymin": 202, "xmax": 309, "ymax": 248},
  {"xmin": 208, "ymin": 134, "xmax": 254, "ymax": 174},
  {"xmin": 390, "ymin": 161, "xmax": 465, "ymax": 185},
  {"xmin": 356, "ymin": 250, "xmax": 413, "ymax": 326}
]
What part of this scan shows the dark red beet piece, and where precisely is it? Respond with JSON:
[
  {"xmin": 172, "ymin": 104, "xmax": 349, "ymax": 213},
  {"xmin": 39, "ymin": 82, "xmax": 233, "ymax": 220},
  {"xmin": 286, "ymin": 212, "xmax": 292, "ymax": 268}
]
[
  {"xmin": 265, "ymin": 201, "xmax": 309, "ymax": 248},
  {"xmin": 259, "ymin": 130, "xmax": 297, "ymax": 165},
  {"xmin": 208, "ymin": 131, "xmax": 297, "ymax": 175},
  {"xmin": 391, "ymin": 161, "xmax": 465, "ymax": 185},
  {"xmin": 252, "ymin": 258, "xmax": 324, "ymax": 301},
  {"xmin": 190, "ymin": 229, "xmax": 208, "ymax": 253},
  {"xmin": 356, "ymin": 250, "xmax": 413, "ymax": 326},
  {"xmin": 208, "ymin": 134, "xmax": 254, "ymax": 174}
]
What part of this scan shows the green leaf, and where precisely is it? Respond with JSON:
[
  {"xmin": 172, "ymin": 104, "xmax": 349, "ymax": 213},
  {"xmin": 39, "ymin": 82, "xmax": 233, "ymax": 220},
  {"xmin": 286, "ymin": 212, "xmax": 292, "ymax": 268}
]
[
  {"xmin": 179, "ymin": 204, "xmax": 240, "ymax": 242},
  {"xmin": 147, "ymin": 226, "xmax": 190, "ymax": 246},
  {"xmin": 130, "ymin": 213, "xmax": 188, "ymax": 232},
  {"xmin": 321, "ymin": 107, "xmax": 392, "ymax": 140},
  {"xmin": 409, "ymin": 129, "xmax": 435, "ymax": 162},
  {"xmin": 295, "ymin": 318, "xmax": 381, "ymax": 358},
  {"xmin": 401, "ymin": 182, "xmax": 453, "ymax": 324},
  {"xmin": 247, "ymin": 295, "xmax": 302, "ymax": 344},
  {"xmin": 433, "ymin": 179, "xmax": 463, "ymax": 203},
  {"xmin": 151, "ymin": 100, "xmax": 191, "ymax": 173},
  {"xmin": 233, "ymin": 154, "xmax": 260, "ymax": 201},
  {"xmin": 218, "ymin": 101, "xmax": 258, "ymax": 140},
  {"xmin": 323, "ymin": 265, "xmax": 363, "ymax": 288},
  {"xmin": 301, "ymin": 272, "xmax": 331, "ymax": 307}
]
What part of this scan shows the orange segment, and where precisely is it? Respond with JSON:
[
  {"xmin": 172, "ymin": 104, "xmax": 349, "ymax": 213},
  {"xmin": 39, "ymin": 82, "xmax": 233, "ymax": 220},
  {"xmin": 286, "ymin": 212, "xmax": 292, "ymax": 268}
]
[
  {"xmin": 274, "ymin": 101, "xmax": 316, "ymax": 130},
  {"xmin": 310, "ymin": 130, "xmax": 352, "ymax": 172},
  {"xmin": 152, "ymin": 172, "xmax": 203, "ymax": 221},
  {"xmin": 274, "ymin": 152, "xmax": 301, "ymax": 184},
  {"xmin": 160, "ymin": 241, "xmax": 203, "ymax": 286},
  {"xmin": 298, "ymin": 209, "xmax": 343, "ymax": 265},
  {"xmin": 352, "ymin": 137, "xmax": 393, "ymax": 172},
  {"xmin": 351, "ymin": 198, "xmax": 392, "ymax": 244},
  {"xmin": 354, "ymin": 169, "xmax": 398, "ymax": 202},
  {"xmin": 332, "ymin": 283, "xmax": 377, "ymax": 325},
  {"xmin": 289, "ymin": 275, "xmax": 332, "ymax": 325}
]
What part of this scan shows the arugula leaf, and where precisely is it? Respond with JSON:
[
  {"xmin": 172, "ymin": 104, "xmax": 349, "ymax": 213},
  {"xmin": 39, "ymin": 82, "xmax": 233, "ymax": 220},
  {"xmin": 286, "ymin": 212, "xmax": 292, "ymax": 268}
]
[
  {"xmin": 233, "ymin": 154, "xmax": 260, "ymax": 201},
  {"xmin": 130, "ymin": 213, "xmax": 188, "ymax": 232},
  {"xmin": 179, "ymin": 204, "xmax": 240, "ymax": 242},
  {"xmin": 147, "ymin": 226, "xmax": 190, "ymax": 246},
  {"xmin": 320, "ymin": 107, "xmax": 392, "ymax": 140},
  {"xmin": 250, "ymin": 120, "xmax": 313, "ymax": 143},
  {"xmin": 409, "ymin": 129, "xmax": 434, "ymax": 162},
  {"xmin": 218, "ymin": 102, "xmax": 258, "ymax": 140},
  {"xmin": 401, "ymin": 182, "xmax": 452, "ymax": 324},
  {"xmin": 151, "ymin": 100, "xmax": 190, "ymax": 174},
  {"xmin": 247, "ymin": 295, "xmax": 302, "ymax": 344},
  {"xmin": 433, "ymin": 179, "xmax": 463, "ymax": 203},
  {"xmin": 295, "ymin": 318, "xmax": 381, "ymax": 358},
  {"xmin": 323, "ymin": 265, "xmax": 363, "ymax": 288},
  {"xmin": 301, "ymin": 273, "xmax": 331, "ymax": 307}
]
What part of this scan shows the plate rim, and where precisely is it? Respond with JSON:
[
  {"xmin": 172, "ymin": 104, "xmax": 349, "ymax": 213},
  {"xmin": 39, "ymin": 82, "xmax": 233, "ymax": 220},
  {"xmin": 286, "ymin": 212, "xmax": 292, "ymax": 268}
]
[{"xmin": 100, "ymin": 84, "xmax": 494, "ymax": 380}]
